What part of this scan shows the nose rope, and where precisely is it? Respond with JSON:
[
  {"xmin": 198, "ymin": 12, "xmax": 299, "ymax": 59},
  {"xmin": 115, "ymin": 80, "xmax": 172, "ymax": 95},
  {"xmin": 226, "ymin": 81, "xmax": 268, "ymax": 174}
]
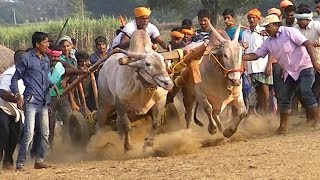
[{"xmin": 205, "ymin": 49, "xmax": 244, "ymax": 77}]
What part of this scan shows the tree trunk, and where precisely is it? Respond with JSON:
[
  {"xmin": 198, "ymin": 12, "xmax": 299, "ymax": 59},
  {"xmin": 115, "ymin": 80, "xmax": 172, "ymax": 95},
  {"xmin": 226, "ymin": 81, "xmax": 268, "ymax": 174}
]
[{"xmin": 200, "ymin": 0, "xmax": 220, "ymax": 26}]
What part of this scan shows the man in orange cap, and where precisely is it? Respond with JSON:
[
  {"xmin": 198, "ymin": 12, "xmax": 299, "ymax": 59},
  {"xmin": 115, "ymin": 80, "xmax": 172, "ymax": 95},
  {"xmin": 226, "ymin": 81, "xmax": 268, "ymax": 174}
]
[
  {"xmin": 268, "ymin": 8, "xmax": 282, "ymax": 19},
  {"xmin": 242, "ymin": 9, "xmax": 273, "ymax": 115},
  {"xmin": 280, "ymin": 0, "xmax": 293, "ymax": 12},
  {"xmin": 116, "ymin": 6, "xmax": 168, "ymax": 51},
  {"xmin": 168, "ymin": 28, "xmax": 186, "ymax": 50}
]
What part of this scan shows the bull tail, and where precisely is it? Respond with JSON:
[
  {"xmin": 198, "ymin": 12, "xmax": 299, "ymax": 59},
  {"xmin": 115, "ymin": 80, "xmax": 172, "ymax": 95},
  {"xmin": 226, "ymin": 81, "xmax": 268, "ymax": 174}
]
[{"xmin": 194, "ymin": 102, "xmax": 204, "ymax": 127}]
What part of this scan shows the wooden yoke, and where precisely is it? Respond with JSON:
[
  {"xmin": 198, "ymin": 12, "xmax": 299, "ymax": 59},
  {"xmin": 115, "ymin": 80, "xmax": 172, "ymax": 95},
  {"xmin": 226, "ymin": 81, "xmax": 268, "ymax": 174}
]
[
  {"xmin": 175, "ymin": 43, "xmax": 207, "ymax": 86},
  {"xmin": 62, "ymin": 50, "xmax": 117, "ymax": 95},
  {"xmin": 90, "ymin": 73, "xmax": 99, "ymax": 109}
]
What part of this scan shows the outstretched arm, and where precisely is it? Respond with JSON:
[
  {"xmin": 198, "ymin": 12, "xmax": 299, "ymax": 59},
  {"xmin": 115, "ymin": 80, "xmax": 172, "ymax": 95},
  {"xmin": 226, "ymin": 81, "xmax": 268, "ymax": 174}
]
[
  {"xmin": 303, "ymin": 40, "xmax": 320, "ymax": 73},
  {"xmin": 154, "ymin": 36, "xmax": 169, "ymax": 51},
  {"xmin": 242, "ymin": 53, "xmax": 260, "ymax": 61}
]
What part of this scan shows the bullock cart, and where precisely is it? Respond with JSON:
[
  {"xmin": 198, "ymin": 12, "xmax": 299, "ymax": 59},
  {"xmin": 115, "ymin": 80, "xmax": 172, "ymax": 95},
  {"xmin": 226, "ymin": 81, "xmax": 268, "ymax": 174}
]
[{"xmin": 63, "ymin": 45, "xmax": 206, "ymax": 148}]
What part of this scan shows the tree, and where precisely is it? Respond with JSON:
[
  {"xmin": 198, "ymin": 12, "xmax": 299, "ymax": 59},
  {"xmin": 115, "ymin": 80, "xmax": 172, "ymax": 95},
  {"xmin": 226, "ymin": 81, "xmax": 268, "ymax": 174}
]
[{"xmin": 200, "ymin": 0, "xmax": 262, "ymax": 26}]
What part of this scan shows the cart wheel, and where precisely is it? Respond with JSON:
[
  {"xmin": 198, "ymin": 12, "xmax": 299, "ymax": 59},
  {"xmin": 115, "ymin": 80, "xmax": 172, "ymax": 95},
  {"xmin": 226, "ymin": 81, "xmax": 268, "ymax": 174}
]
[{"xmin": 69, "ymin": 111, "xmax": 91, "ymax": 148}]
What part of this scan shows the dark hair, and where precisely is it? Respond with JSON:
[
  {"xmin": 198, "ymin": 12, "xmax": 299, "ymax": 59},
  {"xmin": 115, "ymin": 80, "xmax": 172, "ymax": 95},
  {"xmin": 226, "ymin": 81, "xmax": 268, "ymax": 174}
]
[
  {"xmin": 171, "ymin": 27, "xmax": 181, "ymax": 32},
  {"xmin": 14, "ymin": 50, "xmax": 25, "ymax": 65},
  {"xmin": 197, "ymin": 9, "xmax": 210, "ymax": 19},
  {"xmin": 31, "ymin": 32, "xmax": 48, "ymax": 48},
  {"xmin": 75, "ymin": 50, "xmax": 89, "ymax": 62},
  {"xmin": 182, "ymin": 19, "xmax": 193, "ymax": 27},
  {"xmin": 297, "ymin": 4, "xmax": 310, "ymax": 10},
  {"xmin": 94, "ymin": 36, "xmax": 107, "ymax": 45},
  {"xmin": 316, "ymin": 0, "xmax": 320, "ymax": 4},
  {"xmin": 115, "ymin": 26, "xmax": 125, "ymax": 35},
  {"xmin": 48, "ymin": 37, "xmax": 54, "ymax": 49},
  {"xmin": 222, "ymin": 9, "xmax": 235, "ymax": 17},
  {"xmin": 296, "ymin": 7, "xmax": 312, "ymax": 14},
  {"xmin": 71, "ymin": 37, "xmax": 77, "ymax": 46},
  {"xmin": 285, "ymin": 5, "xmax": 296, "ymax": 14},
  {"xmin": 50, "ymin": 44, "xmax": 62, "ymax": 51}
]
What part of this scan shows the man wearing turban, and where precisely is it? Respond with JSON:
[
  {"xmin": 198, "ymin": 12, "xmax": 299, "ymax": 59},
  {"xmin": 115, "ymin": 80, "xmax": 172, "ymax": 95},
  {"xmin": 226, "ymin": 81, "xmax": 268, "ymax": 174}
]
[
  {"xmin": 242, "ymin": 9, "xmax": 273, "ymax": 115},
  {"xmin": 280, "ymin": 0, "xmax": 293, "ymax": 12},
  {"xmin": 114, "ymin": 6, "xmax": 168, "ymax": 51},
  {"xmin": 168, "ymin": 27, "xmax": 186, "ymax": 50},
  {"xmin": 268, "ymin": 8, "xmax": 282, "ymax": 19},
  {"xmin": 294, "ymin": 7, "xmax": 320, "ymax": 123}
]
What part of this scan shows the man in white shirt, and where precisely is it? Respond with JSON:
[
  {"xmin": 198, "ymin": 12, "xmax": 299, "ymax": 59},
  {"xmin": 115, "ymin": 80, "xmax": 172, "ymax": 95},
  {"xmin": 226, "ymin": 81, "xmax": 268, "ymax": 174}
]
[
  {"xmin": 0, "ymin": 50, "xmax": 25, "ymax": 170},
  {"xmin": 115, "ymin": 6, "xmax": 168, "ymax": 50},
  {"xmin": 294, "ymin": 7, "xmax": 320, "ymax": 123},
  {"xmin": 242, "ymin": 9, "xmax": 273, "ymax": 115}
]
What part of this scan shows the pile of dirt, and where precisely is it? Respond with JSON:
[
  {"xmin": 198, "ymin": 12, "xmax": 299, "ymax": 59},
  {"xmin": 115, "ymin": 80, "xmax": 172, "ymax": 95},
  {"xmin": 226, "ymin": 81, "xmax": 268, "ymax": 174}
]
[{"xmin": 0, "ymin": 45, "xmax": 14, "ymax": 74}]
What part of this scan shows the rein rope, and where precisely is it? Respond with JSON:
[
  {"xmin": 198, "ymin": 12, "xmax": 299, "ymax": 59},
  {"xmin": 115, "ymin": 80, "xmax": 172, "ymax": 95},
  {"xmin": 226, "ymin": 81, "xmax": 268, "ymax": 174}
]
[{"xmin": 205, "ymin": 49, "xmax": 243, "ymax": 77}]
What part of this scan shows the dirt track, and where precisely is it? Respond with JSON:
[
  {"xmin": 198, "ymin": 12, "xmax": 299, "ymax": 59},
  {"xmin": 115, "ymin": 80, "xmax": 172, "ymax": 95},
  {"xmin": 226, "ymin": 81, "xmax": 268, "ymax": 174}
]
[{"xmin": 1, "ymin": 110, "xmax": 320, "ymax": 179}]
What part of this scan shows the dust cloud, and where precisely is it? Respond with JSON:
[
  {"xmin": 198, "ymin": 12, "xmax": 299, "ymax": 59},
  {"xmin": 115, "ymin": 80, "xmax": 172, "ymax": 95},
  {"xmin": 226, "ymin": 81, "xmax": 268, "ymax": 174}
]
[{"xmin": 48, "ymin": 96, "xmax": 297, "ymax": 163}]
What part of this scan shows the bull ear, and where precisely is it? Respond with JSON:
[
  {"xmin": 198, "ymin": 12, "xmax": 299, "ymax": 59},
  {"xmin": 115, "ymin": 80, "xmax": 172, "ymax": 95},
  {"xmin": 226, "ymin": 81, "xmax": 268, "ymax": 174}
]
[
  {"xmin": 118, "ymin": 57, "xmax": 132, "ymax": 65},
  {"xmin": 233, "ymin": 24, "xmax": 241, "ymax": 42}
]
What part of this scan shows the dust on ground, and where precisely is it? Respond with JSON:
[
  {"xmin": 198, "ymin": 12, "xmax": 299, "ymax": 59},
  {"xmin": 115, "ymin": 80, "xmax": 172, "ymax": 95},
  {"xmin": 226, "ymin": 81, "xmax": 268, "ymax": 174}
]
[{"xmin": 1, "ymin": 102, "xmax": 320, "ymax": 179}]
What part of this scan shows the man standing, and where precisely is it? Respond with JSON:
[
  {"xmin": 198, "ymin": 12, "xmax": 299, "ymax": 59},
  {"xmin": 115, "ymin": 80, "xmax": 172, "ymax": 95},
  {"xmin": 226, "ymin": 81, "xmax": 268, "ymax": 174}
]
[
  {"xmin": 294, "ymin": 7, "xmax": 320, "ymax": 122},
  {"xmin": 89, "ymin": 36, "xmax": 108, "ymax": 65},
  {"xmin": 116, "ymin": 6, "xmax": 168, "ymax": 50},
  {"xmin": 283, "ymin": 5, "xmax": 297, "ymax": 27},
  {"xmin": 0, "ymin": 51, "xmax": 25, "ymax": 170},
  {"xmin": 242, "ymin": 15, "xmax": 320, "ymax": 134},
  {"xmin": 242, "ymin": 9, "xmax": 273, "ymax": 115},
  {"xmin": 192, "ymin": 9, "xmax": 212, "ymax": 43},
  {"xmin": 223, "ymin": 9, "xmax": 244, "ymax": 41},
  {"xmin": 11, "ymin": 32, "xmax": 52, "ymax": 170}
]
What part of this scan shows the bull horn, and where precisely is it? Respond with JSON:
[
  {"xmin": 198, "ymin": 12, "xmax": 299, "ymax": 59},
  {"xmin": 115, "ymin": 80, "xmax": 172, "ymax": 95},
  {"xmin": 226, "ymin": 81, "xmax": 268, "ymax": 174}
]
[
  {"xmin": 232, "ymin": 24, "xmax": 241, "ymax": 42},
  {"xmin": 114, "ymin": 47, "xmax": 145, "ymax": 59},
  {"xmin": 207, "ymin": 19, "xmax": 226, "ymax": 43},
  {"xmin": 118, "ymin": 57, "xmax": 133, "ymax": 65}
]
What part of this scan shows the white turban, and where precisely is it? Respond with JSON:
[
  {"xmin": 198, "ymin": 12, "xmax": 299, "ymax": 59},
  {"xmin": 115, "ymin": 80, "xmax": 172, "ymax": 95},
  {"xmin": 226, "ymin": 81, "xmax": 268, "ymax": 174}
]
[{"xmin": 294, "ymin": 12, "xmax": 313, "ymax": 20}]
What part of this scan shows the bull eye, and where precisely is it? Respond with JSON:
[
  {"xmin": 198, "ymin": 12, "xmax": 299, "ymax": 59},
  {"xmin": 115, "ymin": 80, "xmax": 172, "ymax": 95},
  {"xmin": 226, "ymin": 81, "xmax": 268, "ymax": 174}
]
[
  {"xmin": 145, "ymin": 62, "xmax": 151, "ymax": 66},
  {"xmin": 223, "ymin": 54, "xmax": 228, "ymax": 58}
]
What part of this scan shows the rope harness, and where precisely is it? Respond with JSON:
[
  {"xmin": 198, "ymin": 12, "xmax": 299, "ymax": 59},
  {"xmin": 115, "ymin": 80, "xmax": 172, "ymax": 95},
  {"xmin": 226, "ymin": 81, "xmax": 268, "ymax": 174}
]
[{"xmin": 205, "ymin": 48, "xmax": 244, "ymax": 77}]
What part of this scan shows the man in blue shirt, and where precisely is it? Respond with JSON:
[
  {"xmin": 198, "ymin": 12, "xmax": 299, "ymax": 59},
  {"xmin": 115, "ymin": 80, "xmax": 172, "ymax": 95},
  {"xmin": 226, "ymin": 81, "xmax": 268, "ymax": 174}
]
[
  {"xmin": 223, "ymin": 9, "xmax": 244, "ymax": 41},
  {"xmin": 10, "ymin": 32, "xmax": 53, "ymax": 171}
]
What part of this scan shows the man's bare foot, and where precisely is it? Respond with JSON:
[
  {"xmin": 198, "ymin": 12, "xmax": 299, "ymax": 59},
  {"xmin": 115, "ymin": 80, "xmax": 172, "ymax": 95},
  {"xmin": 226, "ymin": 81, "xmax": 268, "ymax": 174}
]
[{"xmin": 34, "ymin": 162, "xmax": 54, "ymax": 169}]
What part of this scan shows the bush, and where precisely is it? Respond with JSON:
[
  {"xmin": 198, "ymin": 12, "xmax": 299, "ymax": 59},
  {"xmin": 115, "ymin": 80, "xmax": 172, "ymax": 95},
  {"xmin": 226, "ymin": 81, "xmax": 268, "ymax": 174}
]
[{"xmin": 0, "ymin": 16, "xmax": 125, "ymax": 53}]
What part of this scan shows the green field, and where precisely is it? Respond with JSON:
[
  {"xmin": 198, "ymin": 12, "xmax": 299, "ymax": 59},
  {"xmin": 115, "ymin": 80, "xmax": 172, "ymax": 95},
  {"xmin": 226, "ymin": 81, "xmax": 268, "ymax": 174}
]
[{"xmin": 0, "ymin": 17, "xmax": 124, "ymax": 53}]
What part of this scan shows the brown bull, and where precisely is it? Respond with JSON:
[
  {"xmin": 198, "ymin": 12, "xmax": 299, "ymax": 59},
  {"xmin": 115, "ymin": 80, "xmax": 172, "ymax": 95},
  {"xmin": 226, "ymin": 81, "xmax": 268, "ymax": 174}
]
[{"xmin": 181, "ymin": 21, "xmax": 247, "ymax": 138}]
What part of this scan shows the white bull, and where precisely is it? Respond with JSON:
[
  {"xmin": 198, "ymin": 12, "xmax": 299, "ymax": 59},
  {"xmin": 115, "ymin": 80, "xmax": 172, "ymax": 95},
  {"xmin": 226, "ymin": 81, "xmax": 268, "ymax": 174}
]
[{"xmin": 97, "ymin": 30, "xmax": 173, "ymax": 151}]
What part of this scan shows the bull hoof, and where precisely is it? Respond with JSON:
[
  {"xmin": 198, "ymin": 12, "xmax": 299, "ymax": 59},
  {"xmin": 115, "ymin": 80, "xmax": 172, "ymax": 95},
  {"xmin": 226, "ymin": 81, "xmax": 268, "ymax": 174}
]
[
  {"xmin": 143, "ymin": 138, "xmax": 154, "ymax": 149},
  {"xmin": 223, "ymin": 127, "xmax": 236, "ymax": 138},
  {"xmin": 275, "ymin": 127, "xmax": 287, "ymax": 135},
  {"xmin": 124, "ymin": 142, "xmax": 133, "ymax": 151},
  {"xmin": 240, "ymin": 112, "xmax": 248, "ymax": 120},
  {"xmin": 208, "ymin": 124, "xmax": 217, "ymax": 135},
  {"xmin": 186, "ymin": 121, "xmax": 191, "ymax": 129}
]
